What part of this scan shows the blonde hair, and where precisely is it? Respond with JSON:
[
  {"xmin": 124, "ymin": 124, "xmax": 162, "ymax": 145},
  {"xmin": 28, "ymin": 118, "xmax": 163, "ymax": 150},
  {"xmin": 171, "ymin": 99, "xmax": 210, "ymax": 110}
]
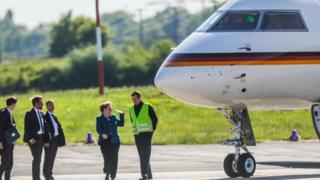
[
  {"xmin": 46, "ymin": 99, "xmax": 55, "ymax": 106},
  {"xmin": 100, "ymin": 101, "xmax": 112, "ymax": 112}
]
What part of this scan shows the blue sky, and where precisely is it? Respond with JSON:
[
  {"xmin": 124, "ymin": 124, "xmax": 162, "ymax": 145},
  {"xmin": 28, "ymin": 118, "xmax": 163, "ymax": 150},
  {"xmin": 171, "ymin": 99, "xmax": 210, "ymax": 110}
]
[{"xmin": 1, "ymin": 0, "xmax": 216, "ymax": 28}]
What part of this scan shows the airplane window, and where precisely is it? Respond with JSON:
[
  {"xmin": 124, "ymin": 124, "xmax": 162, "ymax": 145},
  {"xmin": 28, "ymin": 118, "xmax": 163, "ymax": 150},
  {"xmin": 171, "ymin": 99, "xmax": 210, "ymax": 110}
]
[
  {"xmin": 197, "ymin": 11, "xmax": 224, "ymax": 31},
  {"xmin": 211, "ymin": 12, "xmax": 260, "ymax": 31},
  {"xmin": 261, "ymin": 12, "xmax": 306, "ymax": 30}
]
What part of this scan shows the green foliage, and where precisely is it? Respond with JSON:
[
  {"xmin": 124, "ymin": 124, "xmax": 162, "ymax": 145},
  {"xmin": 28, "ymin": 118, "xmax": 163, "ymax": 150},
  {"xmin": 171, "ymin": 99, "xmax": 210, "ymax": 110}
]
[
  {"xmin": 66, "ymin": 46, "xmax": 120, "ymax": 87},
  {"xmin": 0, "ymin": 59, "xmax": 67, "ymax": 94},
  {"xmin": 0, "ymin": 38, "xmax": 175, "ymax": 93},
  {"xmin": 117, "ymin": 40, "xmax": 151, "ymax": 85},
  {"xmin": 102, "ymin": 11, "xmax": 138, "ymax": 44},
  {"xmin": 0, "ymin": 10, "xmax": 49, "ymax": 60},
  {"xmin": 49, "ymin": 11, "xmax": 109, "ymax": 57},
  {"xmin": 0, "ymin": 86, "xmax": 317, "ymax": 145},
  {"xmin": 147, "ymin": 39, "xmax": 175, "ymax": 76}
]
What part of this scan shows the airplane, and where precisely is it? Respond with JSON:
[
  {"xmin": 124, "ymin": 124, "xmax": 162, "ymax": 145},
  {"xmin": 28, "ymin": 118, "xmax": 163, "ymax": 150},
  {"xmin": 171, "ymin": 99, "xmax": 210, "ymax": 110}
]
[{"xmin": 154, "ymin": 0, "xmax": 320, "ymax": 178}]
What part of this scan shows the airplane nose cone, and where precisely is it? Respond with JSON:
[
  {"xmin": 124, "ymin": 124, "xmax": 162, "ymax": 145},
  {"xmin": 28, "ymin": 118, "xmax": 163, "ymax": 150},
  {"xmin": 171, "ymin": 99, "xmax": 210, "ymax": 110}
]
[
  {"xmin": 154, "ymin": 66, "xmax": 181, "ymax": 94},
  {"xmin": 154, "ymin": 67, "xmax": 192, "ymax": 99},
  {"xmin": 154, "ymin": 67, "xmax": 167, "ymax": 91},
  {"xmin": 154, "ymin": 65, "xmax": 226, "ymax": 108}
]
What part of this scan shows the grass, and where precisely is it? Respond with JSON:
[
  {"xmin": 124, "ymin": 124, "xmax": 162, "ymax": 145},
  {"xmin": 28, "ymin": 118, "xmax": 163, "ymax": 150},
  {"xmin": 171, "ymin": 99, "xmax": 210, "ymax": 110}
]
[{"xmin": 0, "ymin": 86, "xmax": 317, "ymax": 145}]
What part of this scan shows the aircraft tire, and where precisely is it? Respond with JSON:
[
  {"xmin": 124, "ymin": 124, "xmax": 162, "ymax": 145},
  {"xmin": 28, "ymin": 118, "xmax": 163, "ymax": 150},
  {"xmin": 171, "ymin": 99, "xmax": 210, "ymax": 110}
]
[
  {"xmin": 223, "ymin": 153, "xmax": 239, "ymax": 178},
  {"xmin": 238, "ymin": 153, "xmax": 256, "ymax": 177}
]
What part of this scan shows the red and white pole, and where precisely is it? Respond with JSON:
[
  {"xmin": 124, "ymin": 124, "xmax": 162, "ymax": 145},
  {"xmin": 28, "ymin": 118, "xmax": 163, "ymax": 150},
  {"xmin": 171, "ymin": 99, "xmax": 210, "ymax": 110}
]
[{"xmin": 95, "ymin": 0, "xmax": 105, "ymax": 95}]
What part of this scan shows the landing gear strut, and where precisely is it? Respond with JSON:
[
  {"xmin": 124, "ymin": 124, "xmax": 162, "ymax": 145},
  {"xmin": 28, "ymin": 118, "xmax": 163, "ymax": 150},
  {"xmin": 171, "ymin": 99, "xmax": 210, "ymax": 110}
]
[{"xmin": 218, "ymin": 105, "xmax": 256, "ymax": 178}]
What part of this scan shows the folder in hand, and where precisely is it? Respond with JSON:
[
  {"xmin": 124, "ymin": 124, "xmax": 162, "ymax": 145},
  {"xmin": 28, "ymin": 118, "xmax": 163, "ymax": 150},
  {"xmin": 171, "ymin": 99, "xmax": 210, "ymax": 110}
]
[{"xmin": 115, "ymin": 109, "xmax": 125, "ymax": 120}]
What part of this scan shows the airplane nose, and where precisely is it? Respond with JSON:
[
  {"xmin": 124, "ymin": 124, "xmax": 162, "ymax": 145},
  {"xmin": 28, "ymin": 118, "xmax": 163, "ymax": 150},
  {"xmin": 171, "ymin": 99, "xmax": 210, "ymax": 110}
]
[
  {"xmin": 154, "ymin": 66, "xmax": 194, "ymax": 99},
  {"xmin": 154, "ymin": 66, "xmax": 181, "ymax": 94},
  {"xmin": 154, "ymin": 67, "xmax": 167, "ymax": 91},
  {"xmin": 155, "ymin": 66, "xmax": 219, "ymax": 107}
]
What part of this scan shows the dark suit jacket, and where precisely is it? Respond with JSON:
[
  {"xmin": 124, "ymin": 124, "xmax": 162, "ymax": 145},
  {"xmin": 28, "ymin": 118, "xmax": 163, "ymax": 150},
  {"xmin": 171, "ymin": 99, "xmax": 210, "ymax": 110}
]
[
  {"xmin": 23, "ymin": 108, "xmax": 50, "ymax": 144},
  {"xmin": 0, "ymin": 108, "xmax": 16, "ymax": 143},
  {"xmin": 44, "ymin": 112, "xmax": 66, "ymax": 147}
]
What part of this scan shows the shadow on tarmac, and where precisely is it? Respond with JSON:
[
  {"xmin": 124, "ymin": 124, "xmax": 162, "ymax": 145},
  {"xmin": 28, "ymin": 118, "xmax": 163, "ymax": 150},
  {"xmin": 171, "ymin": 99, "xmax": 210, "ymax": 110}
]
[
  {"xmin": 214, "ymin": 174, "xmax": 320, "ymax": 180},
  {"xmin": 212, "ymin": 161, "xmax": 320, "ymax": 180},
  {"xmin": 257, "ymin": 161, "xmax": 320, "ymax": 169}
]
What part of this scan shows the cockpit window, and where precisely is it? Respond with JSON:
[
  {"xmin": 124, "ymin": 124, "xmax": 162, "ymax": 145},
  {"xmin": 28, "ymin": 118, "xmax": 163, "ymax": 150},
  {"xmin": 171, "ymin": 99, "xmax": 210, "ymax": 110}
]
[
  {"xmin": 261, "ymin": 12, "xmax": 306, "ymax": 30},
  {"xmin": 211, "ymin": 12, "xmax": 260, "ymax": 31},
  {"xmin": 197, "ymin": 11, "xmax": 224, "ymax": 32}
]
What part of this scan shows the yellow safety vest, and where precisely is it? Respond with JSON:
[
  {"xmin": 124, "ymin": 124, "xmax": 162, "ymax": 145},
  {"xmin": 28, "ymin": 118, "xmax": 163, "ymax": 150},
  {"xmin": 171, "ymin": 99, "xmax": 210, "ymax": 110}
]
[{"xmin": 130, "ymin": 103, "xmax": 153, "ymax": 135}]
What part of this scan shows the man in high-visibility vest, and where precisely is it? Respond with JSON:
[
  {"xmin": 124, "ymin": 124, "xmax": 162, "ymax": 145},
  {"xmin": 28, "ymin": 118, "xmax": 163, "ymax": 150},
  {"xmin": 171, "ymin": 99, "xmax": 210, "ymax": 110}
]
[{"xmin": 130, "ymin": 91, "xmax": 158, "ymax": 180}]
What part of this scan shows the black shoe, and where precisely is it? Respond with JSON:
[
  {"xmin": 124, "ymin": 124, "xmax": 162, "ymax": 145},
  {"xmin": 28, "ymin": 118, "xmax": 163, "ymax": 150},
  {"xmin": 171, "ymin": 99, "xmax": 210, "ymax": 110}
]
[
  {"xmin": 139, "ymin": 176, "xmax": 148, "ymax": 180},
  {"xmin": 105, "ymin": 174, "xmax": 109, "ymax": 180}
]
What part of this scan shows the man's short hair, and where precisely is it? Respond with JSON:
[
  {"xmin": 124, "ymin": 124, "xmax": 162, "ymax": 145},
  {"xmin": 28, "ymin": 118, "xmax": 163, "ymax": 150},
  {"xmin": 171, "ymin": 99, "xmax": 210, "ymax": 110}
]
[
  {"xmin": 131, "ymin": 91, "xmax": 141, "ymax": 98},
  {"xmin": 100, "ymin": 101, "xmax": 112, "ymax": 113},
  {"xmin": 6, "ymin": 96, "xmax": 18, "ymax": 106},
  {"xmin": 46, "ymin": 99, "xmax": 55, "ymax": 106},
  {"xmin": 30, "ymin": 95, "xmax": 43, "ymax": 106}
]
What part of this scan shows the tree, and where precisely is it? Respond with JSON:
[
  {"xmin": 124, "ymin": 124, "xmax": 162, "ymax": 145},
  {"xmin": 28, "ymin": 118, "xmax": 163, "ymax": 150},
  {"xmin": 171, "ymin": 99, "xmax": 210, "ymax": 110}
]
[
  {"xmin": 22, "ymin": 24, "xmax": 50, "ymax": 57},
  {"xmin": 148, "ymin": 39, "xmax": 175, "ymax": 76},
  {"xmin": 66, "ymin": 45, "xmax": 120, "ymax": 88},
  {"xmin": 1, "ymin": 10, "xmax": 26, "ymax": 58},
  {"xmin": 0, "ymin": 9, "xmax": 49, "ymax": 60},
  {"xmin": 3, "ymin": 9, "xmax": 14, "ymax": 28},
  {"xmin": 49, "ymin": 12, "xmax": 109, "ymax": 57},
  {"xmin": 102, "ymin": 11, "xmax": 138, "ymax": 45}
]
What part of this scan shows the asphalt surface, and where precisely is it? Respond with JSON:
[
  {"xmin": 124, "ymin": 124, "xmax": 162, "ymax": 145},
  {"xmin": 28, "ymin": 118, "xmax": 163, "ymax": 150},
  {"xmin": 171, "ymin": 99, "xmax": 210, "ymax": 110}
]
[{"xmin": 8, "ymin": 142, "xmax": 320, "ymax": 180}]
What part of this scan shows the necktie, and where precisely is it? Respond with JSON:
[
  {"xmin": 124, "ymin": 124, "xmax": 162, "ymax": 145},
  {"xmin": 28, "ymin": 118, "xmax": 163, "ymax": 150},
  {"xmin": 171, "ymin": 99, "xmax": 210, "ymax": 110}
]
[{"xmin": 37, "ymin": 111, "xmax": 44, "ymax": 133}]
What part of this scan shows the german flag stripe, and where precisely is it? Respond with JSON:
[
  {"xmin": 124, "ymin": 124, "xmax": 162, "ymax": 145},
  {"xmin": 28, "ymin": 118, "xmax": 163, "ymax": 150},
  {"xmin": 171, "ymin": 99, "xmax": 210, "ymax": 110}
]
[{"xmin": 164, "ymin": 52, "xmax": 320, "ymax": 67}]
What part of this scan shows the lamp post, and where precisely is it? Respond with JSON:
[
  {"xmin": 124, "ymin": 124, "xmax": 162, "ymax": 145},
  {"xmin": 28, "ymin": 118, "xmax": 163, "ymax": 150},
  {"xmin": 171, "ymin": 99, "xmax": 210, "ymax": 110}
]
[{"xmin": 95, "ymin": 0, "xmax": 105, "ymax": 95}]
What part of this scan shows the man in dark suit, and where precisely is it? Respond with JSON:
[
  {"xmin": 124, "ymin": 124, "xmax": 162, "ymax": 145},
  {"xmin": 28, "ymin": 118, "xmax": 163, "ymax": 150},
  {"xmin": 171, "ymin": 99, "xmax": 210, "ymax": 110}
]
[
  {"xmin": 0, "ymin": 96, "xmax": 18, "ymax": 180},
  {"xmin": 24, "ymin": 95, "xmax": 50, "ymax": 180},
  {"xmin": 43, "ymin": 100, "xmax": 65, "ymax": 180}
]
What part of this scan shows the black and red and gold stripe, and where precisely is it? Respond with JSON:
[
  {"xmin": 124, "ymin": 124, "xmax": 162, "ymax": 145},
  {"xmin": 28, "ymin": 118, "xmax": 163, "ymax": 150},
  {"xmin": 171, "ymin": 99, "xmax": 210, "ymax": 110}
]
[{"xmin": 164, "ymin": 52, "xmax": 320, "ymax": 67}]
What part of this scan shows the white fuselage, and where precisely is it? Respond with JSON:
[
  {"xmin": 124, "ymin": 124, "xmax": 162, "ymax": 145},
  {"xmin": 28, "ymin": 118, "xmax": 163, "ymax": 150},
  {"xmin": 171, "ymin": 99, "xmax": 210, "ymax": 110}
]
[{"xmin": 155, "ymin": 0, "xmax": 320, "ymax": 110}]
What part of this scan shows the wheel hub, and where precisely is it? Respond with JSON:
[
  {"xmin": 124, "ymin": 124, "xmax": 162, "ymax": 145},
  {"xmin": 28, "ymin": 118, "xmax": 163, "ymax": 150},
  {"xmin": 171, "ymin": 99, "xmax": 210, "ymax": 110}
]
[{"xmin": 245, "ymin": 158, "xmax": 254, "ymax": 173}]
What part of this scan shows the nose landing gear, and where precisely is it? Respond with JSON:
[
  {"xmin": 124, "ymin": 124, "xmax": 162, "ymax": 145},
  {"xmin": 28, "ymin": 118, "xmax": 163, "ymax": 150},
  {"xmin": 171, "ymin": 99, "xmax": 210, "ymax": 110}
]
[{"xmin": 219, "ymin": 105, "xmax": 256, "ymax": 178}]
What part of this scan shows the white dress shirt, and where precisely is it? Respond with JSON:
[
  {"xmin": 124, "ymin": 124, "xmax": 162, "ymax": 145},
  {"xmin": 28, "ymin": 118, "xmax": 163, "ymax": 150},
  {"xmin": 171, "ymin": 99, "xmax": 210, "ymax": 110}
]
[
  {"xmin": 6, "ymin": 107, "xmax": 11, "ymax": 114},
  {"xmin": 34, "ymin": 108, "xmax": 45, "ymax": 135},
  {"xmin": 6, "ymin": 107, "xmax": 14, "ymax": 125},
  {"xmin": 48, "ymin": 112, "xmax": 59, "ymax": 137}
]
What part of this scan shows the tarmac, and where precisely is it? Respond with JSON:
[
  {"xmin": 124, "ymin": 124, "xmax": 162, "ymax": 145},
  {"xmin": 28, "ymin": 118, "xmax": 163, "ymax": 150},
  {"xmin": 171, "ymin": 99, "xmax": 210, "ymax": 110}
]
[{"xmin": 9, "ymin": 141, "xmax": 320, "ymax": 180}]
